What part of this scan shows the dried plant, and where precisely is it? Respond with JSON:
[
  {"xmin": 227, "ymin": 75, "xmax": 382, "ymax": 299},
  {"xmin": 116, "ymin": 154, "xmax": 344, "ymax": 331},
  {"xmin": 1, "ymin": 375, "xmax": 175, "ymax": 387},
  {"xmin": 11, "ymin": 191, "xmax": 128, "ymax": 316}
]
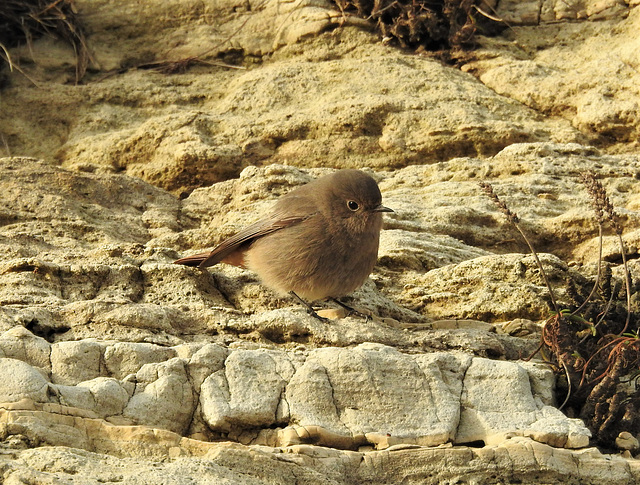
[
  {"xmin": 0, "ymin": 0, "xmax": 92, "ymax": 84},
  {"xmin": 479, "ymin": 182, "xmax": 559, "ymax": 312},
  {"xmin": 331, "ymin": 0, "xmax": 503, "ymax": 51},
  {"xmin": 479, "ymin": 175, "xmax": 638, "ymax": 448},
  {"xmin": 580, "ymin": 171, "xmax": 631, "ymax": 334}
]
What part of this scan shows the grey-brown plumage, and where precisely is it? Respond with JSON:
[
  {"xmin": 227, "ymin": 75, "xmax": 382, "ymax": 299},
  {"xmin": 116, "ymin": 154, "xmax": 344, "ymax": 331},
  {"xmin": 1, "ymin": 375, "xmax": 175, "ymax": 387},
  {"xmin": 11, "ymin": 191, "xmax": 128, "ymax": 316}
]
[{"xmin": 175, "ymin": 169, "xmax": 392, "ymax": 306}]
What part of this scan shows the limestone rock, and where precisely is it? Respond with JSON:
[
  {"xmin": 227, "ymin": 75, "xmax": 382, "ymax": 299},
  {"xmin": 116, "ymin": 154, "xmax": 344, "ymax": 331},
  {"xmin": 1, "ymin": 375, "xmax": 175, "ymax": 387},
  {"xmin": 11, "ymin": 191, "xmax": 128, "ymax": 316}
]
[
  {"xmin": 495, "ymin": 0, "xmax": 629, "ymax": 24},
  {"xmin": 0, "ymin": 358, "xmax": 50, "ymax": 403},
  {"xmin": 187, "ymin": 344, "xmax": 229, "ymax": 390},
  {"xmin": 456, "ymin": 358, "xmax": 590, "ymax": 448},
  {"xmin": 77, "ymin": 377, "xmax": 131, "ymax": 418},
  {"xmin": 0, "ymin": 429, "xmax": 637, "ymax": 484},
  {"xmin": 200, "ymin": 349, "xmax": 296, "ymax": 432},
  {"xmin": 285, "ymin": 345, "xmax": 466, "ymax": 448},
  {"xmin": 123, "ymin": 358, "xmax": 194, "ymax": 434},
  {"xmin": 468, "ymin": 7, "xmax": 640, "ymax": 146},
  {"xmin": 1, "ymin": 0, "xmax": 639, "ymax": 481},
  {"xmin": 0, "ymin": 326, "xmax": 51, "ymax": 374},
  {"xmin": 52, "ymin": 385, "xmax": 96, "ymax": 413},
  {"xmin": 103, "ymin": 342, "xmax": 177, "ymax": 380},
  {"xmin": 51, "ymin": 340, "xmax": 104, "ymax": 385},
  {"xmin": 394, "ymin": 253, "xmax": 576, "ymax": 322},
  {"xmin": 198, "ymin": 343, "xmax": 590, "ymax": 450}
]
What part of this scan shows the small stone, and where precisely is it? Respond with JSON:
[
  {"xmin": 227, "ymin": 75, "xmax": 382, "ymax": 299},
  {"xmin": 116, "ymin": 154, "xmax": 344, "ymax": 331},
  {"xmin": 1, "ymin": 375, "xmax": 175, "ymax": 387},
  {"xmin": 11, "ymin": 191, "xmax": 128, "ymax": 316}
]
[{"xmin": 616, "ymin": 431, "xmax": 640, "ymax": 451}]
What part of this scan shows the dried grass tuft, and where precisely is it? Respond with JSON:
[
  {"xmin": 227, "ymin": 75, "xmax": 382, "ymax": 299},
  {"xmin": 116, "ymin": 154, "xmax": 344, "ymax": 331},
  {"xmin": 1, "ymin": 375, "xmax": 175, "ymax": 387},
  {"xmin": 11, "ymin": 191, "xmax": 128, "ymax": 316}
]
[
  {"xmin": 332, "ymin": 0, "xmax": 503, "ymax": 51},
  {"xmin": 0, "ymin": 0, "xmax": 90, "ymax": 83}
]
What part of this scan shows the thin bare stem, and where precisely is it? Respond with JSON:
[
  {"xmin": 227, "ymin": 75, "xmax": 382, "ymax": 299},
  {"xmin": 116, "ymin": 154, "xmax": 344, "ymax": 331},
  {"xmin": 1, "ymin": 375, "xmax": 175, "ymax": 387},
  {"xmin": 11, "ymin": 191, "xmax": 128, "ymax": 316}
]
[
  {"xmin": 616, "ymin": 232, "xmax": 631, "ymax": 335},
  {"xmin": 580, "ymin": 171, "xmax": 631, "ymax": 335},
  {"xmin": 572, "ymin": 223, "xmax": 603, "ymax": 317},
  {"xmin": 0, "ymin": 133, "xmax": 9, "ymax": 156},
  {"xmin": 558, "ymin": 360, "xmax": 572, "ymax": 410},
  {"xmin": 0, "ymin": 42, "xmax": 13, "ymax": 71},
  {"xmin": 479, "ymin": 182, "xmax": 559, "ymax": 313},
  {"xmin": 512, "ymin": 223, "xmax": 559, "ymax": 313},
  {"xmin": 0, "ymin": 49, "xmax": 41, "ymax": 87}
]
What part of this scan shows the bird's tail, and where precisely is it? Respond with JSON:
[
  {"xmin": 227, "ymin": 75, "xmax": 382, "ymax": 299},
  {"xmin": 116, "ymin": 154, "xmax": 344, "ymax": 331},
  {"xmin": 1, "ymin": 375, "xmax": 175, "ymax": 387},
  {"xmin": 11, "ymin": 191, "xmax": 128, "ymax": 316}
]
[{"xmin": 174, "ymin": 252, "xmax": 211, "ymax": 267}]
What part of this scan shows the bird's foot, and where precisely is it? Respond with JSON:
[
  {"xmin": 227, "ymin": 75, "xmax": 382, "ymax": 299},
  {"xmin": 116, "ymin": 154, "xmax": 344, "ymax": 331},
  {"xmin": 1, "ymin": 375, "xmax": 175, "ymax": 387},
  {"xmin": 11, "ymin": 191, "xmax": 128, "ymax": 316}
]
[
  {"xmin": 330, "ymin": 298, "xmax": 372, "ymax": 322},
  {"xmin": 289, "ymin": 291, "xmax": 330, "ymax": 323}
]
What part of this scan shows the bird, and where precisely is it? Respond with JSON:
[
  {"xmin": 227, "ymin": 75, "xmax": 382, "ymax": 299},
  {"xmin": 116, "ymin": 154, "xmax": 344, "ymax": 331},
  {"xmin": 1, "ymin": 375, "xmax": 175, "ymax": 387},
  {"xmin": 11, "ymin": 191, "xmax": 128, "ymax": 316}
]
[{"xmin": 174, "ymin": 169, "xmax": 393, "ymax": 319}]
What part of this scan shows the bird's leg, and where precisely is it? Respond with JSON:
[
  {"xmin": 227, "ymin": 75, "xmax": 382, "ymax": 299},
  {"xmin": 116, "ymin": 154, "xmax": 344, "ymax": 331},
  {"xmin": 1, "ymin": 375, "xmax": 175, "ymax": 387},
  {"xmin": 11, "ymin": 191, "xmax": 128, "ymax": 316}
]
[
  {"xmin": 289, "ymin": 291, "xmax": 329, "ymax": 322},
  {"xmin": 330, "ymin": 298, "xmax": 371, "ymax": 321}
]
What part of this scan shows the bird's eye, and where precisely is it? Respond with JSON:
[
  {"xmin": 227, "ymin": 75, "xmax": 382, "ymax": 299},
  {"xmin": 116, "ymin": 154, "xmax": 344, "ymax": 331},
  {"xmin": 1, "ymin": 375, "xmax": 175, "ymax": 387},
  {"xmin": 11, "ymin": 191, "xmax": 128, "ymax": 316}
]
[{"xmin": 347, "ymin": 200, "xmax": 359, "ymax": 211}]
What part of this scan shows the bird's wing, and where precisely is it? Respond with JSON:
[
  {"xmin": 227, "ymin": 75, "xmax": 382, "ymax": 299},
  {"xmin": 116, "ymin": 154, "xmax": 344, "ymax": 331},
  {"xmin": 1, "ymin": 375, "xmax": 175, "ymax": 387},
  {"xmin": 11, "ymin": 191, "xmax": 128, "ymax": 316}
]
[{"xmin": 175, "ymin": 209, "xmax": 316, "ymax": 269}]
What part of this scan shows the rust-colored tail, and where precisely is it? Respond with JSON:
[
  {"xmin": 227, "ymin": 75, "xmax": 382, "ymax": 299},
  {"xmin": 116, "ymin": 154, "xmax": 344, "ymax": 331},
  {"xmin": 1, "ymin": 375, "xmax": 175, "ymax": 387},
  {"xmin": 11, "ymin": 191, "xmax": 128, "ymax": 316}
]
[{"xmin": 174, "ymin": 251, "xmax": 211, "ymax": 268}]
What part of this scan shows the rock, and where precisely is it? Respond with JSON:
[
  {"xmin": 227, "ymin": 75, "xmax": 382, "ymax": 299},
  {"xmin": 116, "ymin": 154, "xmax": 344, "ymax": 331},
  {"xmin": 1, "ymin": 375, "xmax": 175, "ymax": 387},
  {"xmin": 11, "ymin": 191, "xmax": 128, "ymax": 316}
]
[
  {"xmin": 468, "ymin": 7, "xmax": 640, "ymax": 145},
  {"xmin": 52, "ymin": 384, "xmax": 96, "ymax": 413},
  {"xmin": 197, "ymin": 344, "xmax": 588, "ymax": 450},
  {"xmin": 187, "ymin": 344, "xmax": 229, "ymax": 390},
  {"xmin": 123, "ymin": 358, "xmax": 194, "ymax": 434},
  {"xmin": 616, "ymin": 431, "xmax": 640, "ymax": 452},
  {"xmin": 0, "ymin": 434, "xmax": 638, "ymax": 484},
  {"xmin": 1, "ymin": 30, "xmax": 585, "ymax": 195},
  {"xmin": 394, "ymin": 253, "xmax": 577, "ymax": 321},
  {"xmin": 0, "ymin": 0, "xmax": 639, "ymax": 481},
  {"xmin": 200, "ymin": 349, "xmax": 296, "ymax": 432},
  {"xmin": 103, "ymin": 342, "xmax": 177, "ymax": 379},
  {"xmin": 0, "ymin": 326, "xmax": 51, "ymax": 373},
  {"xmin": 77, "ymin": 377, "xmax": 131, "ymax": 418},
  {"xmin": 286, "ymin": 345, "xmax": 467, "ymax": 448},
  {"xmin": 51, "ymin": 340, "xmax": 104, "ymax": 385},
  {"xmin": 0, "ymin": 358, "xmax": 50, "ymax": 403},
  {"xmin": 98, "ymin": 303, "xmax": 175, "ymax": 333},
  {"xmin": 456, "ymin": 358, "xmax": 591, "ymax": 448},
  {"xmin": 495, "ymin": 0, "xmax": 629, "ymax": 23}
]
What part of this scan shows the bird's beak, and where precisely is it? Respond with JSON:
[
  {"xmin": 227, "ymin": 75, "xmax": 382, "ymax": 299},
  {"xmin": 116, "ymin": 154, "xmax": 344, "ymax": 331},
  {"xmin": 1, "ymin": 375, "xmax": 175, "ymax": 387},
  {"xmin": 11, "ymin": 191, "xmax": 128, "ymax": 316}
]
[{"xmin": 372, "ymin": 204, "xmax": 394, "ymax": 213}]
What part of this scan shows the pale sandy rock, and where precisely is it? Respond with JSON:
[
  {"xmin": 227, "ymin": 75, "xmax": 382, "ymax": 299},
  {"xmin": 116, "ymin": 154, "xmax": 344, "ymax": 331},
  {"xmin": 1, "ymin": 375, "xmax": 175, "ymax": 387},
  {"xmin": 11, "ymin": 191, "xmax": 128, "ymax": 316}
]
[
  {"xmin": 492, "ymin": 0, "xmax": 543, "ymax": 24},
  {"xmin": 286, "ymin": 345, "xmax": 468, "ymax": 448},
  {"xmin": 0, "ymin": 409, "xmax": 93, "ymax": 451},
  {"xmin": 0, "ymin": 358, "xmax": 49, "ymax": 403},
  {"xmin": 103, "ymin": 342, "xmax": 177, "ymax": 380},
  {"xmin": 0, "ymin": 326, "xmax": 51, "ymax": 373},
  {"xmin": 201, "ymin": 349, "xmax": 297, "ymax": 432},
  {"xmin": 2, "ymin": 25, "xmax": 583, "ymax": 195},
  {"xmin": 0, "ymin": 158, "xmax": 178, "ymax": 261},
  {"xmin": 467, "ymin": 7, "xmax": 640, "ymax": 146},
  {"xmin": 379, "ymin": 143, "xmax": 640, "ymax": 260},
  {"xmin": 123, "ymin": 358, "xmax": 194, "ymax": 434},
  {"xmin": 456, "ymin": 358, "xmax": 591, "ymax": 448},
  {"xmin": 495, "ymin": 0, "xmax": 629, "ymax": 23},
  {"xmin": 51, "ymin": 340, "xmax": 104, "ymax": 385},
  {"xmin": 75, "ymin": 0, "xmax": 343, "ymax": 69},
  {"xmin": 0, "ymin": 307, "xmax": 56, "ymax": 338},
  {"xmin": 616, "ymin": 431, "xmax": 640, "ymax": 451},
  {"xmin": 140, "ymin": 262, "xmax": 231, "ymax": 310},
  {"xmin": 187, "ymin": 344, "xmax": 229, "ymax": 389},
  {"xmin": 394, "ymin": 253, "xmax": 579, "ymax": 322},
  {"xmin": 52, "ymin": 385, "xmax": 96, "ymax": 413},
  {"xmin": 0, "ymin": 0, "xmax": 639, "ymax": 478},
  {"xmin": 232, "ymin": 307, "xmax": 518, "ymax": 357},
  {"xmin": 98, "ymin": 303, "xmax": 175, "ymax": 332},
  {"xmin": 1, "ymin": 433, "xmax": 637, "ymax": 484},
  {"xmin": 77, "ymin": 377, "xmax": 131, "ymax": 418},
  {"xmin": 525, "ymin": 408, "xmax": 591, "ymax": 448},
  {"xmin": 378, "ymin": 230, "xmax": 491, "ymax": 272},
  {"xmin": 196, "ymin": 344, "xmax": 584, "ymax": 450},
  {"xmin": 519, "ymin": 361, "xmax": 556, "ymax": 406},
  {"xmin": 172, "ymin": 342, "xmax": 206, "ymax": 360}
]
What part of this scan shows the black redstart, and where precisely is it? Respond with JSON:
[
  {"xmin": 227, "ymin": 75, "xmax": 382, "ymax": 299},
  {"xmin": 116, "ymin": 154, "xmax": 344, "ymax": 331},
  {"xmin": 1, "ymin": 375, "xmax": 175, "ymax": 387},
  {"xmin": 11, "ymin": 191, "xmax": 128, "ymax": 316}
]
[{"xmin": 174, "ymin": 169, "xmax": 393, "ymax": 319}]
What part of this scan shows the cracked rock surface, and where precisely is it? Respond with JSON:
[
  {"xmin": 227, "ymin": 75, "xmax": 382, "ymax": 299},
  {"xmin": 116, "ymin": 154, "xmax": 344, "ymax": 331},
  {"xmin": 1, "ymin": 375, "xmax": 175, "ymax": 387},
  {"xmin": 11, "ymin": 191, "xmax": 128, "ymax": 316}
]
[{"xmin": 1, "ymin": 0, "xmax": 640, "ymax": 483}]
